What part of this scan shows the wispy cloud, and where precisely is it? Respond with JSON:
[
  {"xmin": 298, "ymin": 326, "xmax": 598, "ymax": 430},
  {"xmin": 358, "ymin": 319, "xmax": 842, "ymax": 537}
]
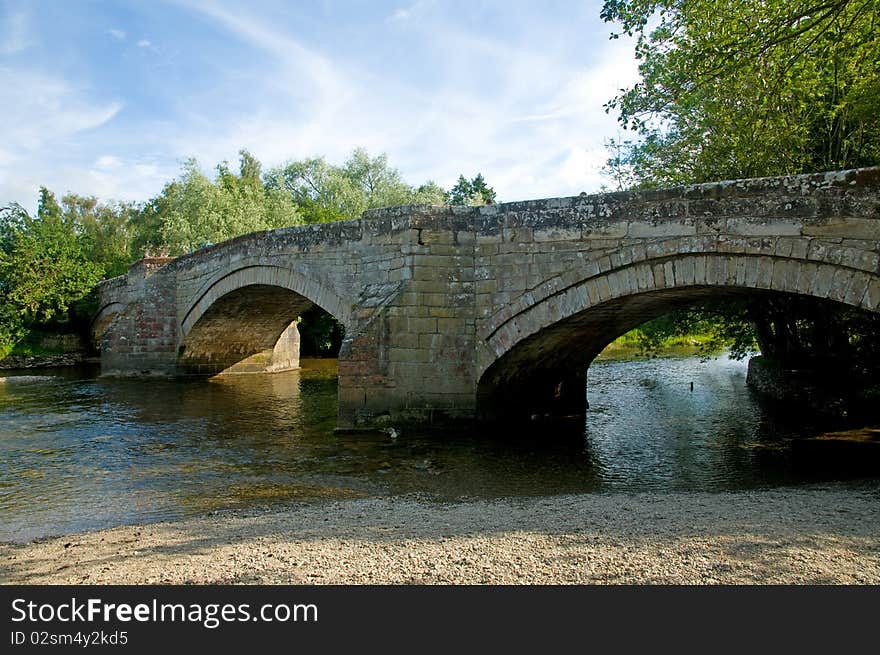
[
  {"xmin": 0, "ymin": 69, "xmax": 122, "ymax": 150},
  {"xmin": 1, "ymin": 10, "xmax": 31, "ymax": 54},
  {"xmin": 181, "ymin": 0, "xmax": 347, "ymax": 103},
  {"xmin": 167, "ymin": 1, "xmax": 637, "ymax": 200},
  {"xmin": 0, "ymin": 67, "xmax": 127, "ymax": 207},
  {"xmin": 387, "ymin": 1, "xmax": 433, "ymax": 23},
  {"xmin": 1, "ymin": 1, "xmax": 641, "ymax": 209},
  {"xmin": 95, "ymin": 155, "xmax": 122, "ymax": 169}
]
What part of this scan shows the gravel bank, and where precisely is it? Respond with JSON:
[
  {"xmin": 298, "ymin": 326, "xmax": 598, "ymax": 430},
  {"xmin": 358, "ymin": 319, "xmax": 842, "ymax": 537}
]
[{"xmin": 2, "ymin": 485, "xmax": 879, "ymax": 584}]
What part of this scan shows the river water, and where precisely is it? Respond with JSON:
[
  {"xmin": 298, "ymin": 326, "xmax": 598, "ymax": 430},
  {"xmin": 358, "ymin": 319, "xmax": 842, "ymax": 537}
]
[{"xmin": 1, "ymin": 355, "xmax": 877, "ymax": 542}]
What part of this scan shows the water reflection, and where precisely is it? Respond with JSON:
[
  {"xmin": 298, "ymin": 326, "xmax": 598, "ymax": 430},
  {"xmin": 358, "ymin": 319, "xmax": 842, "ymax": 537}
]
[{"xmin": 0, "ymin": 356, "xmax": 877, "ymax": 542}]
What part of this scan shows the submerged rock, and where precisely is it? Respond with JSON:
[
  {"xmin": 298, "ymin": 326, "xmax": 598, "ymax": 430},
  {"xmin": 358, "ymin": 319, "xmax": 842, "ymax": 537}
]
[{"xmin": 0, "ymin": 375, "xmax": 56, "ymax": 384}]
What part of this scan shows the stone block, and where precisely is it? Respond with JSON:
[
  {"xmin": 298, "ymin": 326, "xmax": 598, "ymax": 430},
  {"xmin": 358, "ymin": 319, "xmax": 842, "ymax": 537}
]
[
  {"xmin": 533, "ymin": 227, "xmax": 581, "ymax": 243},
  {"xmin": 627, "ymin": 221, "xmax": 697, "ymax": 238},
  {"xmin": 755, "ymin": 258, "xmax": 774, "ymax": 289},
  {"xmin": 693, "ymin": 257, "xmax": 707, "ymax": 285},
  {"xmin": 845, "ymin": 272, "xmax": 872, "ymax": 307},
  {"xmin": 727, "ymin": 218, "xmax": 802, "ymax": 236},
  {"xmin": 803, "ymin": 217, "xmax": 880, "ymax": 239},
  {"xmin": 581, "ymin": 223, "xmax": 627, "ymax": 239},
  {"xmin": 389, "ymin": 348, "xmax": 430, "ymax": 363},
  {"xmin": 861, "ymin": 278, "xmax": 880, "ymax": 311},
  {"xmin": 811, "ymin": 264, "xmax": 836, "ymax": 297},
  {"xmin": 827, "ymin": 268, "xmax": 855, "ymax": 304},
  {"xmin": 408, "ymin": 317, "xmax": 438, "ymax": 334}
]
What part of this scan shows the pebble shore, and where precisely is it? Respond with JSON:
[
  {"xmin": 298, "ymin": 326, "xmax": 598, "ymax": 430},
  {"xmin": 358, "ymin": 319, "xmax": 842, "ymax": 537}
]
[{"xmin": 2, "ymin": 485, "xmax": 878, "ymax": 584}]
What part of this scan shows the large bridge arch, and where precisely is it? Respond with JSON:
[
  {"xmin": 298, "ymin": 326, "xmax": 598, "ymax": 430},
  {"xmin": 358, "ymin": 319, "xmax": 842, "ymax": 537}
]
[
  {"xmin": 178, "ymin": 264, "xmax": 352, "ymax": 375},
  {"xmin": 477, "ymin": 251, "xmax": 880, "ymax": 421}
]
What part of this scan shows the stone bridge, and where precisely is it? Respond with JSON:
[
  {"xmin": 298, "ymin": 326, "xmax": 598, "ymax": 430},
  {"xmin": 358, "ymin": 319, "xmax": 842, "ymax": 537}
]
[{"xmin": 94, "ymin": 168, "xmax": 880, "ymax": 429}]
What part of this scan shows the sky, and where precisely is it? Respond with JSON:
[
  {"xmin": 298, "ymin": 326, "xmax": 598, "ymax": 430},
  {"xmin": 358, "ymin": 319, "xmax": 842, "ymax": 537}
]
[{"xmin": 0, "ymin": 0, "xmax": 640, "ymax": 212}]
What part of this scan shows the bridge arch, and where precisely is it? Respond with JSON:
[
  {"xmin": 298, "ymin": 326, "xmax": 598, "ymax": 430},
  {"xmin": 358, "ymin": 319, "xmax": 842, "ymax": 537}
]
[
  {"xmin": 182, "ymin": 264, "xmax": 351, "ymax": 336},
  {"xmin": 477, "ymin": 252, "xmax": 880, "ymax": 420},
  {"xmin": 90, "ymin": 301, "xmax": 126, "ymax": 351},
  {"xmin": 178, "ymin": 264, "xmax": 351, "ymax": 375}
]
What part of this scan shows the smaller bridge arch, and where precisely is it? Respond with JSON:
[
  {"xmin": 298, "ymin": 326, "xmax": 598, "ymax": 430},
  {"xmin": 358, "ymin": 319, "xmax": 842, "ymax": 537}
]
[
  {"xmin": 178, "ymin": 264, "xmax": 352, "ymax": 375},
  {"xmin": 181, "ymin": 264, "xmax": 351, "ymax": 336}
]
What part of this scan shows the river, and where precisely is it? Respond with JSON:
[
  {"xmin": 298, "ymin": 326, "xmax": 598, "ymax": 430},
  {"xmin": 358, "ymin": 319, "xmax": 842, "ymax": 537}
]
[{"xmin": 1, "ymin": 355, "xmax": 877, "ymax": 542}]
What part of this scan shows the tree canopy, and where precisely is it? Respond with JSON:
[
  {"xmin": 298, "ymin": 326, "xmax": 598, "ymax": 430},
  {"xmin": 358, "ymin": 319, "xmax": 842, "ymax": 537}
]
[
  {"xmin": 447, "ymin": 173, "xmax": 497, "ymax": 205},
  {"xmin": 0, "ymin": 148, "xmax": 475, "ymax": 355},
  {"xmin": 0, "ymin": 189, "xmax": 103, "ymax": 348},
  {"xmin": 149, "ymin": 150, "xmax": 301, "ymax": 255},
  {"xmin": 264, "ymin": 148, "xmax": 447, "ymax": 223},
  {"xmin": 601, "ymin": 0, "xmax": 880, "ymax": 370},
  {"xmin": 603, "ymin": 0, "xmax": 880, "ymax": 187}
]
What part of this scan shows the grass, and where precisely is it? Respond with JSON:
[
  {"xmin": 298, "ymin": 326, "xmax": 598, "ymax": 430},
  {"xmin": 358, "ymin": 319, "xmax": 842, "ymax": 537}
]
[
  {"xmin": 596, "ymin": 330, "xmax": 725, "ymax": 361},
  {"xmin": 1, "ymin": 329, "xmax": 83, "ymax": 360}
]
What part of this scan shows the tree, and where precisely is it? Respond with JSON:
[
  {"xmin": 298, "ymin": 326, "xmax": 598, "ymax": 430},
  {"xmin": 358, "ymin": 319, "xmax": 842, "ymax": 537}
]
[
  {"xmin": 600, "ymin": 0, "xmax": 880, "ymax": 367},
  {"xmin": 341, "ymin": 148, "xmax": 416, "ymax": 210},
  {"xmin": 265, "ymin": 148, "xmax": 448, "ymax": 222},
  {"xmin": 151, "ymin": 151, "xmax": 301, "ymax": 255},
  {"xmin": 412, "ymin": 181, "xmax": 448, "ymax": 205},
  {"xmin": 0, "ymin": 203, "xmax": 30, "ymax": 349},
  {"xmin": 264, "ymin": 156, "xmax": 349, "ymax": 223},
  {"xmin": 602, "ymin": 0, "xmax": 880, "ymax": 186},
  {"xmin": 447, "ymin": 173, "xmax": 497, "ymax": 205},
  {"xmin": 61, "ymin": 193, "xmax": 138, "ymax": 278},
  {"xmin": 0, "ymin": 189, "xmax": 102, "ymax": 346}
]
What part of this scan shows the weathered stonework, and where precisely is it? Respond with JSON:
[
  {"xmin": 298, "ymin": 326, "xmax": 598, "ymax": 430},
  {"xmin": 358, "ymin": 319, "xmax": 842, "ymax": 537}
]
[{"xmin": 94, "ymin": 168, "xmax": 880, "ymax": 428}]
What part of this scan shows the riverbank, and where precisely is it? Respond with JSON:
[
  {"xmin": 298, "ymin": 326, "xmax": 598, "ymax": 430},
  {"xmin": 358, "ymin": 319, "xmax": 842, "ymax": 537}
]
[
  {"xmin": 0, "ymin": 329, "xmax": 91, "ymax": 370},
  {"xmin": 0, "ymin": 353, "xmax": 96, "ymax": 370},
  {"xmin": 594, "ymin": 332, "xmax": 719, "ymax": 361},
  {"xmin": 2, "ymin": 485, "xmax": 878, "ymax": 584}
]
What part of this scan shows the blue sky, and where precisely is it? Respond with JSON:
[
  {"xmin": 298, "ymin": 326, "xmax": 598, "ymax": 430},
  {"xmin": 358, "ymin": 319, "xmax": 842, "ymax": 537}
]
[{"xmin": 0, "ymin": 0, "xmax": 639, "ymax": 211}]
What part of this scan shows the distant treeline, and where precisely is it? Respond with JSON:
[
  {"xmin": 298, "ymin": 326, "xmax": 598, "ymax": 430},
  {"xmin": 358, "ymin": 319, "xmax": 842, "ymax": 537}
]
[{"xmin": 0, "ymin": 148, "xmax": 495, "ymax": 356}]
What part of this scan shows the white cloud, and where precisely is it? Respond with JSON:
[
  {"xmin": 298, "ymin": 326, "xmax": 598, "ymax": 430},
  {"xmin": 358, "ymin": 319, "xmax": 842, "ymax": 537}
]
[
  {"xmin": 0, "ymin": 70, "xmax": 122, "ymax": 152},
  {"xmin": 1, "ymin": 11, "xmax": 32, "ymax": 54},
  {"xmin": 2, "ymin": 155, "xmax": 174, "ymax": 212},
  {"xmin": 2, "ymin": 1, "xmax": 643, "ymax": 209},
  {"xmin": 165, "ymin": 1, "xmax": 639, "ymax": 203},
  {"xmin": 164, "ymin": 2, "xmax": 366, "ymax": 164},
  {"xmin": 387, "ymin": 1, "xmax": 432, "ymax": 23},
  {"xmin": 0, "ymin": 68, "xmax": 125, "ymax": 208},
  {"xmin": 109, "ymin": 28, "xmax": 126, "ymax": 40},
  {"xmin": 95, "ymin": 155, "xmax": 122, "ymax": 169},
  {"xmin": 558, "ymin": 146, "xmax": 611, "ymax": 189},
  {"xmin": 57, "ymin": 159, "xmax": 171, "ymax": 204}
]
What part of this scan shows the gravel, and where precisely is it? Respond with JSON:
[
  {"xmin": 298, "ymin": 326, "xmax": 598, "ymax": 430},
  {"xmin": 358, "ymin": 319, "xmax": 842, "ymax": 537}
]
[{"xmin": 2, "ymin": 485, "xmax": 879, "ymax": 584}]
